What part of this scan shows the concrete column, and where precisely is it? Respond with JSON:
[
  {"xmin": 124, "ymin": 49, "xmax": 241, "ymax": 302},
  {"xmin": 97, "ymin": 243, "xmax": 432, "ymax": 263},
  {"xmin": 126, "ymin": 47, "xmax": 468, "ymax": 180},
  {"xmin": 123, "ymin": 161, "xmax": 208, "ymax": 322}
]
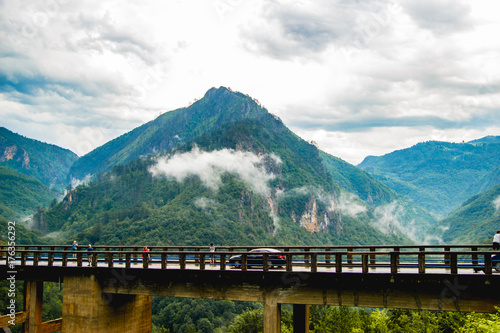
[
  {"xmin": 293, "ymin": 304, "xmax": 309, "ymax": 333},
  {"xmin": 263, "ymin": 292, "xmax": 281, "ymax": 333},
  {"xmin": 62, "ymin": 275, "xmax": 152, "ymax": 333},
  {"xmin": 24, "ymin": 281, "xmax": 43, "ymax": 333}
]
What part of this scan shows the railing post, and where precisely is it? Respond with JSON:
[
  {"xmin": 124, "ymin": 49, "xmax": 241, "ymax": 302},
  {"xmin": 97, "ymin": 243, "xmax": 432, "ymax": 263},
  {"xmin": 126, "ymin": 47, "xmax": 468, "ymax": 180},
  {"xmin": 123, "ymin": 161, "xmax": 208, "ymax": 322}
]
[
  {"xmin": 62, "ymin": 251, "xmax": 67, "ymax": 267},
  {"xmin": 219, "ymin": 253, "xmax": 226, "ymax": 271},
  {"xmin": 91, "ymin": 251, "xmax": 97, "ymax": 267},
  {"xmin": 390, "ymin": 252, "xmax": 399, "ymax": 274},
  {"xmin": 108, "ymin": 252, "xmax": 114, "ymax": 268},
  {"xmin": 241, "ymin": 253, "xmax": 248, "ymax": 271},
  {"xmin": 48, "ymin": 251, "xmax": 54, "ymax": 267},
  {"xmin": 394, "ymin": 247, "xmax": 400, "ymax": 266},
  {"xmin": 304, "ymin": 248, "xmax": 310, "ymax": 265},
  {"xmin": 286, "ymin": 253, "xmax": 293, "ymax": 272},
  {"xmin": 263, "ymin": 253, "xmax": 269, "ymax": 272},
  {"xmin": 21, "ymin": 251, "xmax": 26, "ymax": 266},
  {"xmin": 362, "ymin": 254, "xmax": 368, "ymax": 273},
  {"xmin": 444, "ymin": 246, "xmax": 451, "ymax": 267},
  {"xmin": 33, "ymin": 251, "xmax": 39, "ymax": 266},
  {"xmin": 335, "ymin": 253, "xmax": 342, "ymax": 273},
  {"xmin": 325, "ymin": 247, "xmax": 331, "ymax": 266},
  {"xmin": 311, "ymin": 253, "xmax": 317, "ymax": 273},
  {"xmin": 77, "ymin": 251, "xmax": 82, "ymax": 267},
  {"xmin": 195, "ymin": 247, "xmax": 200, "ymax": 265},
  {"xmin": 418, "ymin": 252, "xmax": 425, "ymax": 274},
  {"xmin": 347, "ymin": 248, "xmax": 353, "ymax": 265},
  {"xmin": 484, "ymin": 254, "xmax": 493, "ymax": 275},
  {"xmin": 126, "ymin": 252, "xmax": 131, "ymax": 268},
  {"xmin": 179, "ymin": 253, "xmax": 186, "ymax": 270},
  {"xmin": 370, "ymin": 247, "xmax": 376, "ymax": 265},
  {"xmin": 200, "ymin": 253, "xmax": 206, "ymax": 270},
  {"xmin": 161, "ymin": 252, "xmax": 167, "ymax": 269},
  {"xmin": 471, "ymin": 247, "xmax": 478, "ymax": 267},
  {"xmin": 450, "ymin": 253, "xmax": 458, "ymax": 274}
]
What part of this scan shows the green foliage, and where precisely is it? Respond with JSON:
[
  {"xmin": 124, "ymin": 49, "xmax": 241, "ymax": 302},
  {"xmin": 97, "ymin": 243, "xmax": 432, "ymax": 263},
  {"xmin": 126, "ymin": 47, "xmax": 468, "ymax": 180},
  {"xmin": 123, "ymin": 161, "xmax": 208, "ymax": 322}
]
[
  {"xmin": 0, "ymin": 166, "xmax": 56, "ymax": 221},
  {"xmin": 42, "ymin": 282, "xmax": 63, "ymax": 322},
  {"xmin": 0, "ymin": 216, "xmax": 45, "ymax": 245},
  {"xmin": 434, "ymin": 184, "xmax": 500, "ymax": 244},
  {"xmin": 458, "ymin": 310, "xmax": 500, "ymax": 332},
  {"xmin": 226, "ymin": 308, "xmax": 263, "ymax": 333},
  {"xmin": 0, "ymin": 127, "xmax": 78, "ymax": 191},
  {"xmin": 152, "ymin": 298, "xmax": 259, "ymax": 333},
  {"xmin": 224, "ymin": 306, "xmax": 499, "ymax": 333}
]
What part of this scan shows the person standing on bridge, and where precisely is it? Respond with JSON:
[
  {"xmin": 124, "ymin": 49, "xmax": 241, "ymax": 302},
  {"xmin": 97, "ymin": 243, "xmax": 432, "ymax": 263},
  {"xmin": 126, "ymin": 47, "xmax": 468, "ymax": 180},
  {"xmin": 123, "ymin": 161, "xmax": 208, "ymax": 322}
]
[
  {"xmin": 87, "ymin": 244, "xmax": 94, "ymax": 266},
  {"xmin": 209, "ymin": 243, "xmax": 215, "ymax": 265},
  {"xmin": 72, "ymin": 240, "xmax": 78, "ymax": 259},
  {"xmin": 493, "ymin": 231, "xmax": 500, "ymax": 251}
]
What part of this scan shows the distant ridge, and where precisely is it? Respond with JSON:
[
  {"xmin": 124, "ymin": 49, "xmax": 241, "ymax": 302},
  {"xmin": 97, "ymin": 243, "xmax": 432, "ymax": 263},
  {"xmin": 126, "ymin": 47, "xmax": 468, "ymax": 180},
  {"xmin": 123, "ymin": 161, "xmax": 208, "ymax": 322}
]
[
  {"xmin": 358, "ymin": 138, "xmax": 500, "ymax": 218},
  {"xmin": 0, "ymin": 127, "xmax": 78, "ymax": 191}
]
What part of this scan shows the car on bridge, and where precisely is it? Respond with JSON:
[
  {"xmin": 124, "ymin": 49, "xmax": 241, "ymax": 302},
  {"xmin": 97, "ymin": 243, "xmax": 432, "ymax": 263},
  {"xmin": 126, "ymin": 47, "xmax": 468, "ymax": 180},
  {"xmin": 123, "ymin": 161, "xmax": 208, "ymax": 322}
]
[
  {"xmin": 473, "ymin": 254, "xmax": 500, "ymax": 273},
  {"xmin": 228, "ymin": 248, "xmax": 286, "ymax": 269}
]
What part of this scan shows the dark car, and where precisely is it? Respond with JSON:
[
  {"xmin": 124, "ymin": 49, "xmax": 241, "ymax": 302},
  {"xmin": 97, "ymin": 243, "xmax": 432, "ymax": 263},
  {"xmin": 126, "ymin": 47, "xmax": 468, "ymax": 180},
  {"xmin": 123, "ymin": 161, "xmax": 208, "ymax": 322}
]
[
  {"xmin": 473, "ymin": 254, "xmax": 500, "ymax": 273},
  {"xmin": 228, "ymin": 248, "xmax": 286, "ymax": 269}
]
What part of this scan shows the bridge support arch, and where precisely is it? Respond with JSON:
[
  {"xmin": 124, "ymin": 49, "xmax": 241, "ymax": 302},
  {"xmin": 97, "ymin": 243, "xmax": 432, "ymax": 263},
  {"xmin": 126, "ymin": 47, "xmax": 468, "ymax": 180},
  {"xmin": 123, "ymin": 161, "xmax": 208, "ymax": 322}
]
[{"xmin": 62, "ymin": 275, "xmax": 152, "ymax": 333}]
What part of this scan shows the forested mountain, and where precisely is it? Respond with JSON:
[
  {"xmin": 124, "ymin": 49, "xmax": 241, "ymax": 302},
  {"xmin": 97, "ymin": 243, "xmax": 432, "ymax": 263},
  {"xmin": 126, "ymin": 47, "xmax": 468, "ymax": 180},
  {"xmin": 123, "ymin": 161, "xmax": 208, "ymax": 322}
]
[
  {"xmin": 69, "ymin": 87, "xmax": 270, "ymax": 181},
  {"xmin": 0, "ymin": 127, "xmax": 78, "ymax": 191},
  {"xmin": 358, "ymin": 139, "xmax": 500, "ymax": 218},
  {"xmin": 0, "ymin": 166, "xmax": 56, "ymax": 221},
  {"xmin": 31, "ymin": 87, "xmax": 427, "ymax": 247},
  {"xmin": 432, "ymin": 183, "xmax": 500, "ymax": 244}
]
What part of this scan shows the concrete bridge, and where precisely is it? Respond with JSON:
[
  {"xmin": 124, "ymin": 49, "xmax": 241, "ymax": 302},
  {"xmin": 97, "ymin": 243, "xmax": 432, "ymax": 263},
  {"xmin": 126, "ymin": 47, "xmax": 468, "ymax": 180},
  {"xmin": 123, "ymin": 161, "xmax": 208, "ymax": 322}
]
[{"xmin": 1, "ymin": 244, "xmax": 500, "ymax": 332}]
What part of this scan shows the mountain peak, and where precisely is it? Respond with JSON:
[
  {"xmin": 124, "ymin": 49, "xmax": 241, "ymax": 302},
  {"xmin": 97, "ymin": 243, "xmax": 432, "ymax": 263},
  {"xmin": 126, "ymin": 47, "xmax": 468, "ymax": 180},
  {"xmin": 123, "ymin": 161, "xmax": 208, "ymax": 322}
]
[{"xmin": 69, "ymin": 87, "xmax": 269, "ymax": 180}]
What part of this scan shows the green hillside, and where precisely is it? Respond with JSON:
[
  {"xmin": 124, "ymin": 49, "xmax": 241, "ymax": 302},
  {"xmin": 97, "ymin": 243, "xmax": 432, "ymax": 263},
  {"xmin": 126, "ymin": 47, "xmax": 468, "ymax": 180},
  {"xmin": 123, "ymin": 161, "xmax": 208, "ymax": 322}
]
[
  {"xmin": 321, "ymin": 152, "xmax": 438, "ymax": 242},
  {"xmin": 0, "ymin": 166, "xmax": 56, "ymax": 221},
  {"xmin": 433, "ymin": 184, "xmax": 500, "ymax": 244},
  {"xmin": 358, "ymin": 139, "xmax": 500, "ymax": 218},
  {"xmin": 69, "ymin": 87, "xmax": 269, "ymax": 181},
  {"xmin": 0, "ymin": 127, "xmax": 78, "ymax": 191}
]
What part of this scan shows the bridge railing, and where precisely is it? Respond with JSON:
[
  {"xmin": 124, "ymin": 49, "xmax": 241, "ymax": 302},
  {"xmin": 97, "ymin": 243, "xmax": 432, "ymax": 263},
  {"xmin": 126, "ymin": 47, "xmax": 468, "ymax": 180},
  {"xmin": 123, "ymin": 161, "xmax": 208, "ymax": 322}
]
[{"xmin": 1, "ymin": 245, "xmax": 499, "ymax": 275}]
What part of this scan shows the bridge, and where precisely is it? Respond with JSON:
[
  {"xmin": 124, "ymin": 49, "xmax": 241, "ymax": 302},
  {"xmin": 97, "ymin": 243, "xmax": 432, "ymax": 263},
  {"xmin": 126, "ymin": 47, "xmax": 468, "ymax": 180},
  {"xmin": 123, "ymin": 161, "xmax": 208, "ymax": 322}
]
[{"xmin": 1, "ymin": 244, "xmax": 500, "ymax": 332}]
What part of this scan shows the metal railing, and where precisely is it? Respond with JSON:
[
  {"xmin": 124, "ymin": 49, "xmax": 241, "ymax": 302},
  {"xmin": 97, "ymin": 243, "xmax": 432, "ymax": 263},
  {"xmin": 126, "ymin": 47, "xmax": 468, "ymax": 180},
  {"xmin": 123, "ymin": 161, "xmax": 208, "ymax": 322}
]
[{"xmin": 1, "ymin": 245, "xmax": 499, "ymax": 275}]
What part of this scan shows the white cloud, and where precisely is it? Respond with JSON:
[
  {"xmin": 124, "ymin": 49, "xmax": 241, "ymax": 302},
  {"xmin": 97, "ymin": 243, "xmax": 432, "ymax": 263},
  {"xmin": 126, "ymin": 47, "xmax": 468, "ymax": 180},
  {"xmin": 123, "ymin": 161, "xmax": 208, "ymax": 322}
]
[
  {"xmin": 149, "ymin": 147, "xmax": 281, "ymax": 196},
  {"xmin": 493, "ymin": 195, "xmax": 500, "ymax": 212},
  {"xmin": 337, "ymin": 192, "xmax": 367, "ymax": 217},
  {"xmin": 1, "ymin": 0, "xmax": 500, "ymax": 165}
]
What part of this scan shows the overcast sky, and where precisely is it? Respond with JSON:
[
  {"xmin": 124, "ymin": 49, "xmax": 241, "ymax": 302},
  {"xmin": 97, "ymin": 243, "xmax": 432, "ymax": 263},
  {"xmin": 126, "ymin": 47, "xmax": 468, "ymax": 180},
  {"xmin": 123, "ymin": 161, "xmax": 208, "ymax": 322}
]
[{"xmin": 1, "ymin": 0, "xmax": 499, "ymax": 165}]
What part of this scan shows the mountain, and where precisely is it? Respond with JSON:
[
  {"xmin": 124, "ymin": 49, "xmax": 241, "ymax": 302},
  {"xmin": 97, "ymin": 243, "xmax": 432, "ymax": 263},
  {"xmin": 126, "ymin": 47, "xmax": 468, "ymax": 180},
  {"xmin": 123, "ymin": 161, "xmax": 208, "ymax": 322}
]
[
  {"xmin": 0, "ymin": 166, "xmax": 56, "ymax": 221},
  {"xmin": 433, "ymin": 183, "xmax": 500, "ymax": 244},
  {"xmin": 33, "ymin": 87, "xmax": 425, "ymax": 247},
  {"xmin": 358, "ymin": 139, "xmax": 500, "ymax": 218},
  {"xmin": 69, "ymin": 87, "xmax": 269, "ymax": 181},
  {"xmin": 0, "ymin": 127, "xmax": 78, "ymax": 191},
  {"xmin": 321, "ymin": 152, "xmax": 438, "ymax": 242}
]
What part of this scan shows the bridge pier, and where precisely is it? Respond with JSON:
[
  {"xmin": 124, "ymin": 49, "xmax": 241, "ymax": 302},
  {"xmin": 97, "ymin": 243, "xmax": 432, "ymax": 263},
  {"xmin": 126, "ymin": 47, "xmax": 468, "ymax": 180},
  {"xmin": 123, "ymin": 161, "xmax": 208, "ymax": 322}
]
[
  {"xmin": 62, "ymin": 275, "xmax": 152, "ymax": 333},
  {"xmin": 263, "ymin": 291, "xmax": 281, "ymax": 333},
  {"xmin": 25, "ymin": 280, "xmax": 43, "ymax": 333}
]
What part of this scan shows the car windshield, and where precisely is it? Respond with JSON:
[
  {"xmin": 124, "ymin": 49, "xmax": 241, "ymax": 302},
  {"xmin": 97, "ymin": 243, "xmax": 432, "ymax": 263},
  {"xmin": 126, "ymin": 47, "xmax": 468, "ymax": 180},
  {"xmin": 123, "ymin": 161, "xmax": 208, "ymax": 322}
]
[{"xmin": 250, "ymin": 249, "xmax": 278, "ymax": 253}]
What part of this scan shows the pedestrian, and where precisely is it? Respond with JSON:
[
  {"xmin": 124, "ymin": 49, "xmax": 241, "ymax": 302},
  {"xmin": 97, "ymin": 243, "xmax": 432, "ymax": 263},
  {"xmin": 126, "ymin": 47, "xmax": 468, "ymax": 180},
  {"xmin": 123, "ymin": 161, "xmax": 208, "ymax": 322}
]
[
  {"xmin": 72, "ymin": 240, "xmax": 78, "ymax": 259},
  {"xmin": 493, "ymin": 231, "xmax": 500, "ymax": 251},
  {"xmin": 87, "ymin": 244, "xmax": 94, "ymax": 266},
  {"xmin": 142, "ymin": 246, "xmax": 150, "ymax": 263},
  {"xmin": 209, "ymin": 242, "xmax": 215, "ymax": 265}
]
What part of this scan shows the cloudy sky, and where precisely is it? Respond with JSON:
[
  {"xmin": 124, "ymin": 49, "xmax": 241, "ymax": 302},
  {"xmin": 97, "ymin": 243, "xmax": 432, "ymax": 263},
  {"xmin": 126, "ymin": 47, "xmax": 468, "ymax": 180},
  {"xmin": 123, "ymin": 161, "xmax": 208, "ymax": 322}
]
[{"xmin": 1, "ymin": 0, "xmax": 499, "ymax": 165}]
